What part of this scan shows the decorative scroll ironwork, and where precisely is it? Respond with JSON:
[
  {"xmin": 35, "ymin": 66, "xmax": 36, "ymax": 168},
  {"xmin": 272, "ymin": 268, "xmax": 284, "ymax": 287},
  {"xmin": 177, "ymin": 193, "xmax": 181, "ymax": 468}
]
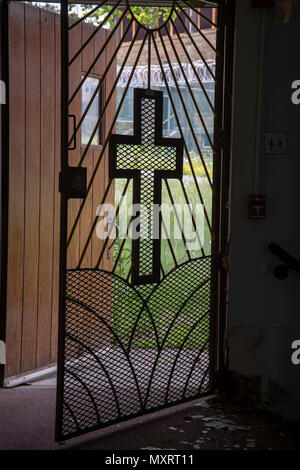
[{"xmin": 62, "ymin": 256, "xmax": 212, "ymax": 438}]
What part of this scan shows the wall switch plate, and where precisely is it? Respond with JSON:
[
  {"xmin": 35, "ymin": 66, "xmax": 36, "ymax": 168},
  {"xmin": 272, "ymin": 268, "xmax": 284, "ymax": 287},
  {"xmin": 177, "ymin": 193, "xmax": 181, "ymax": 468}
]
[{"xmin": 264, "ymin": 133, "xmax": 287, "ymax": 154}]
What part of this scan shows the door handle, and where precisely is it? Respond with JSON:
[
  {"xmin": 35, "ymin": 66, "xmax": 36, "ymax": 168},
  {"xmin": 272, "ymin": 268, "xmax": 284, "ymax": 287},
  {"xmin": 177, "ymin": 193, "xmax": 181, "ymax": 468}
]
[{"xmin": 68, "ymin": 114, "xmax": 77, "ymax": 151}]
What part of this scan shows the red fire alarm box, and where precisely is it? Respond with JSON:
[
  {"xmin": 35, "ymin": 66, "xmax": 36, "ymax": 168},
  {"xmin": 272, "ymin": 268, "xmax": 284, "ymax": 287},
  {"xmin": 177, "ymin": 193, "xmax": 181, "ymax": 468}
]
[
  {"xmin": 248, "ymin": 195, "xmax": 266, "ymax": 219},
  {"xmin": 252, "ymin": 0, "xmax": 273, "ymax": 7}
]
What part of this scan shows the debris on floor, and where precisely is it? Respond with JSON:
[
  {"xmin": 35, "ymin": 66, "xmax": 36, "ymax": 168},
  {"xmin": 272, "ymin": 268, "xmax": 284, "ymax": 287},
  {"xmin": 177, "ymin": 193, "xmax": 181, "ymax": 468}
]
[{"xmin": 71, "ymin": 396, "xmax": 300, "ymax": 450}]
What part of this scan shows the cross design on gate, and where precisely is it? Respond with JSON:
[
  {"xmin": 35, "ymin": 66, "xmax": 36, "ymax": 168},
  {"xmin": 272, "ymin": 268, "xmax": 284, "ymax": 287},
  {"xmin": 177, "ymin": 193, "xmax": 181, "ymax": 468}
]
[{"xmin": 109, "ymin": 88, "xmax": 184, "ymax": 285}]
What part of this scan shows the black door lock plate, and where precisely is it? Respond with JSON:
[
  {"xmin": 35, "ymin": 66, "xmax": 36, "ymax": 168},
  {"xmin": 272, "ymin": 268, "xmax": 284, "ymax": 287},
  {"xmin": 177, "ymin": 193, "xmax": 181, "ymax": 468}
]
[{"xmin": 59, "ymin": 167, "xmax": 87, "ymax": 199}]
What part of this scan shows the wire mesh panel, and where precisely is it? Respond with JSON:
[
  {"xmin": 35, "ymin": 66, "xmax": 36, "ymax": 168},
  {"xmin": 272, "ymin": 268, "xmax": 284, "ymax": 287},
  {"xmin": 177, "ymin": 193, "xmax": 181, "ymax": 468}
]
[{"xmin": 56, "ymin": 0, "xmax": 229, "ymax": 441}]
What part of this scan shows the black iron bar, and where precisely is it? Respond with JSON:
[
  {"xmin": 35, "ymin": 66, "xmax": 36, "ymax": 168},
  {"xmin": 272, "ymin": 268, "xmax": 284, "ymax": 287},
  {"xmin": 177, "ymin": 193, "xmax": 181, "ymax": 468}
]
[
  {"xmin": 182, "ymin": 336, "xmax": 210, "ymax": 398},
  {"xmin": 174, "ymin": 12, "xmax": 215, "ymax": 81},
  {"xmin": 69, "ymin": 0, "xmax": 123, "ymax": 66},
  {"xmin": 165, "ymin": 307, "xmax": 210, "ymax": 403},
  {"xmin": 164, "ymin": 26, "xmax": 214, "ymax": 150},
  {"xmin": 75, "ymin": 179, "xmax": 113, "ymax": 262},
  {"xmin": 170, "ymin": 17, "xmax": 215, "ymax": 114},
  {"xmin": 77, "ymin": 21, "xmax": 141, "ymax": 166},
  {"xmin": 95, "ymin": 179, "xmax": 131, "ymax": 269},
  {"xmin": 155, "ymin": 30, "xmax": 213, "ymax": 187},
  {"xmin": 111, "ymin": 212, "xmax": 135, "ymax": 273},
  {"xmin": 68, "ymin": 1, "xmax": 107, "ymax": 31},
  {"xmin": 161, "ymin": 218, "xmax": 178, "ymax": 269},
  {"xmin": 67, "ymin": 32, "xmax": 148, "ymax": 246},
  {"xmin": 181, "ymin": 0, "xmax": 217, "ymax": 28},
  {"xmin": 144, "ymin": 276, "xmax": 210, "ymax": 408},
  {"xmin": 178, "ymin": 3, "xmax": 217, "ymax": 52},
  {"xmin": 126, "ymin": 262, "xmax": 133, "ymax": 282},
  {"xmin": 179, "ymin": 180, "xmax": 206, "ymax": 257},
  {"xmin": 68, "ymin": 16, "xmax": 133, "ymax": 147},
  {"xmin": 147, "ymin": 33, "xmax": 151, "ymax": 89},
  {"xmin": 164, "ymin": 179, "xmax": 192, "ymax": 261},
  {"xmin": 151, "ymin": 31, "xmax": 213, "ymax": 234},
  {"xmin": 68, "ymin": 8, "xmax": 129, "ymax": 104}
]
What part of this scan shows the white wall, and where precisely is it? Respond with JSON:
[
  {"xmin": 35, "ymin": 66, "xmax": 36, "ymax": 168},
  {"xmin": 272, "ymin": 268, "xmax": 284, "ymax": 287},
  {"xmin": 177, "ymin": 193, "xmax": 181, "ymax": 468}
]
[{"xmin": 228, "ymin": 0, "xmax": 300, "ymax": 419}]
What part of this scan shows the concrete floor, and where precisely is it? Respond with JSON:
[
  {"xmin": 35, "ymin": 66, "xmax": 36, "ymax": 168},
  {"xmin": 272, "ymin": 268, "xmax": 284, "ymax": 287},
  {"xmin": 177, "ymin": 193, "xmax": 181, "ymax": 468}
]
[{"xmin": 0, "ymin": 376, "xmax": 299, "ymax": 450}]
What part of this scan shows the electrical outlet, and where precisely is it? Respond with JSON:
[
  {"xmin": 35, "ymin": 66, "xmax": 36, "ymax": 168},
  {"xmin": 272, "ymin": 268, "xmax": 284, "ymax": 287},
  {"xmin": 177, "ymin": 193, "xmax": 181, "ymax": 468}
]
[{"xmin": 264, "ymin": 133, "xmax": 287, "ymax": 155}]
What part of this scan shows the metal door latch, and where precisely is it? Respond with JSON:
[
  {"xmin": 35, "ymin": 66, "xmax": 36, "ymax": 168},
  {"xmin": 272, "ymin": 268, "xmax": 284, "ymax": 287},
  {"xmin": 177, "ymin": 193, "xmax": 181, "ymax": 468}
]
[{"xmin": 59, "ymin": 167, "xmax": 87, "ymax": 199}]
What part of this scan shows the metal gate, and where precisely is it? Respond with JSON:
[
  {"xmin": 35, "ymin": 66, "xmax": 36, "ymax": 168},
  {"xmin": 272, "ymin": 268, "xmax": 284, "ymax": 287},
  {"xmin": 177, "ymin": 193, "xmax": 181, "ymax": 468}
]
[{"xmin": 56, "ymin": 0, "xmax": 233, "ymax": 441}]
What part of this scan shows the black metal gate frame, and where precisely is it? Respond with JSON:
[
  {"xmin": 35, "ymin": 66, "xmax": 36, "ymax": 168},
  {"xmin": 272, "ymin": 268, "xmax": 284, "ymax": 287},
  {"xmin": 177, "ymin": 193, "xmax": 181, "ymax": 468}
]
[
  {"xmin": 0, "ymin": 0, "xmax": 235, "ymax": 438},
  {"xmin": 53, "ymin": 0, "xmax": 235, "ymax": 441}
]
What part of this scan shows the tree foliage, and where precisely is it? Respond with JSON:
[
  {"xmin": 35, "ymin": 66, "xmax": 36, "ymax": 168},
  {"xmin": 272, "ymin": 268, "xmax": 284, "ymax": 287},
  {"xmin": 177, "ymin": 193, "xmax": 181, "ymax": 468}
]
[{"xmin": 33, "ymin": 3, "xmax": 178, "ymax": 29}]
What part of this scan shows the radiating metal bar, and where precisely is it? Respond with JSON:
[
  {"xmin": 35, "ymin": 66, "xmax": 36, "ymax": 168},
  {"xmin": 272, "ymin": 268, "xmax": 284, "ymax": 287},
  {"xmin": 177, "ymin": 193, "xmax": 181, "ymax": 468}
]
[
  {"xmin": 154, "ymin": 31, "xmax": 213, "ymax": 187},
  {"xmin": 161, "ymin": 218, "xmax": 178, "ymax": 269},
  {"xmin": 163, "ymin": 27, "xmax": 214, "ymax": 150},
  {"xmin": 68, "ymin": 8, "xmax": 130, "ymax": 104},
  {"xmin": 181, "ymin": 0, "xmax": 217, "ymax": 27},
  {"xmin": 69, "ymin": 79, "xmax": 102, "ymax": 148},
  {"xmin": 175, "ymin": 12, "xmax": 215, "ymax": 81},
  {"xmin": 63, "ymin": 401, "xmax": 80, "ymax": 431},
  {"xmin": 170, "ymin": 18, "xmax": 215, "ymax": 114},
  {"xmin": 151, "ymin": 31, "xmax": 213, "ymax": 234},
  {"xmin": 165, "ymin": 307, "xmax": 210, "ymax": 403},
  {"xmin": 126, "ymin": 263, "xmax": 133, "ymax": 282},
  {"xmin": 65, "ymin": 368, "xmax": 101, "ymax": 424},
  {"xmin": 177, "ymin": 3, "xmax": 217, "ymax": 52},
  {"xmin": 144, "ymin": 276, "xmax": 210, "ymax": 408},
  {"xmin": 182, "ymin": 336, "xmax": 210, "ymax": 398},
  {"xmin": 69, "ymin": 0, "xmax": 123, "ymax": 66},
  {"xmin": 75, "ymin": 179, "xmax": 113, "ymax": 262},
  {"xmin": 164, "ymin": 179, "xmax": 191, "ymax": 261},
  {"xmin": 68, "ymin": 1, "xmax": 107, "ymax": 31},
  {"xmin": 67, "ymin": 33, "xmax": 148, "ymax": 246},
  {"xmin": 66, "ymin": 333, "xmax": 121, "ymax": 417},
  {"xmin": 182, "ymin": 146, "xmax": 212, "ymax": 234},
  {"xmin": 111, "ymin": 214, "xmax": 134, "ymax": 273},
  {"xmin": 77, "ymin": 21, "xmax": 141, "ymax": 166},
  {"xmin": 95, "ymin": 179, "xmax": 131, "ymax": 269},
  {"xmin": 68, "ymin": 296, "xmax": 144, "ymax": 409},
  {"xmin": 68, "ymin": 17, "xmax": 134, "ymax": 147},
  {"xmin": 148, "ymin": 33, "xmax": 151, "ymax": 89},
  {"xmin": 179, "ymin": 180, "xmax": 205, "ymax": 256},
  {"xmin": 197, "ymin": 363, "xmax": 210, "ymax": 393}
]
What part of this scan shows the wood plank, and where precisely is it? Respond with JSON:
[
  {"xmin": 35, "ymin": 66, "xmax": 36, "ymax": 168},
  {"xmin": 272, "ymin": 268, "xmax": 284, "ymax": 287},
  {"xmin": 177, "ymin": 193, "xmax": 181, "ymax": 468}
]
[
  {"xmin": 81, "ymin": 21, "xmax": 95, "ymax": 74},
  {"xmin": 36, "ymin": 10, "xmax": 55, "ymax": 367},
  {"xmin": 79, "ymin": 147, "xmax": 93, "ymax": 268},
  {"xmin": 5, "ymin": 2, "xmax": 26, "ymax": 378},
  {"xmin": 102, "ymin": 30, "xmax": 116, "ymax": 272},
  {"xmin": 50, "ymin": 13, "xmax": 61, "ymax": 363},
  {"xmin": 21, "ymin": 5, "xmax": 41, "ymax": 372},
  {"xmin": 67, "ymin": 19, "xmax": 82, "ymax": 269},
  {"xmin": 94, "ymin": 27, "xmax": 107, "ymax": 76},
  {"xmin": 92, "ymin": 148, "xmax": 105, "ymax": 268},
  {"xmin": 79, "ymin": 19, "xmax": 97, "ymax": 269}
]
